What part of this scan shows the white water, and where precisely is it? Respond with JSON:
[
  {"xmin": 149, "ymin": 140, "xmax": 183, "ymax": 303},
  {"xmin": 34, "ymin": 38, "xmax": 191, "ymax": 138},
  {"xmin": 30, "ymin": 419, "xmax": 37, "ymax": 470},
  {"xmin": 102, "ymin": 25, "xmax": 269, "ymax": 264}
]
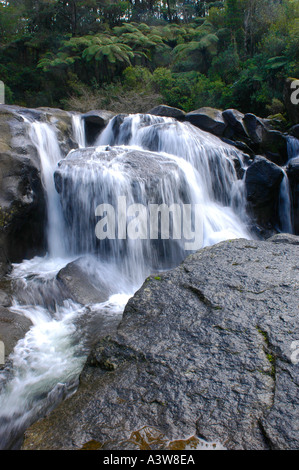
[
  {"xmin": 29, "ymin": 122, "xmax": 66, "ymax": 258},
  {"xmin": 72, "ymin": 114, "xmax": 85, "ymax": 148},
  {"xmin": 287, "ymin": 136, "xmax": 299, "ymax": 161},
  {"xmin": 0, "ymin": 112, "xmax": 253, "ymax": 449},
  {"xmin": 95, "ymin": 114, "xmax": 251, "ymax": 244},
  {"xmin": 278, "ymin": 171, "xmax": 293, "ymax": 234},
  {"xmin": 277, "ymin": 136, "xmax": 299, "ymax": 234}
]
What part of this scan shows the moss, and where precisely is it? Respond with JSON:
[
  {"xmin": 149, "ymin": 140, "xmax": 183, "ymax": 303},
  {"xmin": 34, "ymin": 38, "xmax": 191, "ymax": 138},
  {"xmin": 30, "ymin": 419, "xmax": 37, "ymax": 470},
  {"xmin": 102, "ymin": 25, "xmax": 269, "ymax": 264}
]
[
  {"xmin": 256, "ymin": 326, "xmax": 276, "ymax": 380},
  {"xmin": 256, "ymin": 327, "xmax": 269, "ymax": 344},
  {"xmin": 80, "ymin": 440, "xmax": 102, "ymax": 450},
  {"xmin": 154, "ymin": 276, "xmax": 161, "ymax": 280},
  {"xmin": 266, "ymin": 353, "xmax": 274, "ymax": 363},
  {"xmin": 0, "ymin": 204, "xmax": 18, "ymax": 228}
]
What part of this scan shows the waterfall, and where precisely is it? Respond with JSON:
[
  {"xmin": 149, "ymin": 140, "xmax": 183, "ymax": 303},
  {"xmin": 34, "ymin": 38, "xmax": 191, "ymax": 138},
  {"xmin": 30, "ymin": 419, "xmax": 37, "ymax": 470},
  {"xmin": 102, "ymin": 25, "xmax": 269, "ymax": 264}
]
[
  {"xmin": 72, "ymin": 114, "xmax": 85, "ymax": 148},
  {"xmin": 95, "ymin": 114, "xmax": 251, "ymax": 243},
  {"xmin": 0, "ymin": 111, "xmax": 253, "ymax": 449},
  {"xmin": 287, "ymin": 136, "xmax": 299, "ymax": 161},
  {"xmin": 29, "ymin": 122, "xmax": 67, "ymax": 258},
  {"xmin": 278, "ymin": 171, "xmax": 293, "ymax": 234},
  {"xmin": 276, "ymin": 136, "xmax": 299, "ymax": 234}
]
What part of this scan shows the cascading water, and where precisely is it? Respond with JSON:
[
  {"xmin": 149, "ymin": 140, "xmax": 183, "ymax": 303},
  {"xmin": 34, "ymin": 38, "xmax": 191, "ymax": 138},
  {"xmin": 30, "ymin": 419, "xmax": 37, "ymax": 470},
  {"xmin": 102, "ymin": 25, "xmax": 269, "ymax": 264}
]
[
  {"xmin": 278, "ymin": 171, "xmax": 293, "ymax": 234},
  {"xmin": 29, "ymin": 122, "xmax": 67, "ymax": 258},
  {"xmin": 277, "ymin": 135, "xmax": 299, "ymax": 234},
  {"xmin": 0, "ymin": 118, "xmax": 131, "ymax": 449},
  {"xmin": 0, "ymin": 112, "xmax": 253, "ymax": 449},
  {"xmin": 287, "ymin": 136, "xmax": 299, "ymax": 161},
  {"xmin": 95, "ymin": 114, "xmax": 251, "ymax": 245},
  {"xmin": 72, "ymin": 114, "xmax": 85, "ymax": 149}
]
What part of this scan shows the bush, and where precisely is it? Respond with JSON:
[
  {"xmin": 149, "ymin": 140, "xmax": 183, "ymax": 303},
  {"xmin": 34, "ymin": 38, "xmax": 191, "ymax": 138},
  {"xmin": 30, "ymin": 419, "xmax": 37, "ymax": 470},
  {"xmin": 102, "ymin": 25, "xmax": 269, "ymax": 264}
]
[{"xmin": 63, "ymin": 81, "xmax": 162, "ymax": 114}]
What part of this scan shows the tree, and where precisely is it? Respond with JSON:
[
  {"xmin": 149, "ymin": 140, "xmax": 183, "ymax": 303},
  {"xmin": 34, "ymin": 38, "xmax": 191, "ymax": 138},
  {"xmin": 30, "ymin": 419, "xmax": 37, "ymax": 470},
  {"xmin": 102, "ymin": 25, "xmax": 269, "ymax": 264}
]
[{"xmin": 82, "ymin": 34, "xmax": 135, "ymax": 81}]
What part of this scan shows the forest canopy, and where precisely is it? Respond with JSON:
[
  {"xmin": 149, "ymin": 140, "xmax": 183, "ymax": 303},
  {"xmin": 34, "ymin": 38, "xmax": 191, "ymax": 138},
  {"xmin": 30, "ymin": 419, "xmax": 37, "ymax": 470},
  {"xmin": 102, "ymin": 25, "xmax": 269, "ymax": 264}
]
[{"xmin": 0, "ymin": 0, "xmax": 298, "ymax": 118}]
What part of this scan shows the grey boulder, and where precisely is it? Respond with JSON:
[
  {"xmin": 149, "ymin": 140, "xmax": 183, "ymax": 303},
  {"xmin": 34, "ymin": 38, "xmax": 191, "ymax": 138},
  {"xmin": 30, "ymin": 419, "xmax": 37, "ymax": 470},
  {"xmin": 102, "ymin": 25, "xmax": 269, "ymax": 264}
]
[{"xmin": 22, "ymin": 237, "xmax": 299, "ymax": 450}]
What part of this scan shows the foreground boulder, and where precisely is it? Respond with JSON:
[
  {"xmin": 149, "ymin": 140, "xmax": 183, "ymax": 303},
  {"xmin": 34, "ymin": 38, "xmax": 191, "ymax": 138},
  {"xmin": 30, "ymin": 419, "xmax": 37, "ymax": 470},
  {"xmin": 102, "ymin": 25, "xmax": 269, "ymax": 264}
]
[{"xmin": 23, "ymin": 237, "xmax": 299, "ymax": 450}]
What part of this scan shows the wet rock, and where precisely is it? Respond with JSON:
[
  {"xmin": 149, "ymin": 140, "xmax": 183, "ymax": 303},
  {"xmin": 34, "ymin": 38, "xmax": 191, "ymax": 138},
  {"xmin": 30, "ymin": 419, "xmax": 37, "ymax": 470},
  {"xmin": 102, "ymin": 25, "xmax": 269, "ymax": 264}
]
[
  {"xmin": 0, "ymin": 278, "xmax": 12, "ymax": 308},
  {"xmin": 290, "ymin": 125, "xmax": 299, "ymax": 139},
  {"xmin": 0, "ymin": 307, "xmax": 32, "ymax": 367},
  {"xmin": 268, "ymin": 233, "xmax": 299, "ymax": 245},
  {"xmin": 57, "ymin": 257, "xmax": 111, "ymax": 305},
  {"xmin": 22, "ymin": 238, "xmax": 299, "ymax": 450},
  {"xmin": 185, "ymin": 107, "xmax": 227, "ymax": 136},
  {"xmin": 287, "ymin": 157, "xmax": 299, "ymax": 233},
  {"xmin": 221, "ymin": 137, "xmax": 254, "ymax": 156},
  {"xmin": 148, "ymin": 105, "xmax": 185, "ymax": 120},
  {"xmin": 261, "ymin": 130, "xmax": 288, "ymax": 166},
  {"xmin": 245, "ymin": 156, "xmax": 284, "ymax": 229},
  {"xmin": 0, "ymin": 106, "xmax": 46, "ymax": 268},
  {"xmin": 81, "ymin": 110, "xmax": 114, "ymax": 146},
  {"xmin": 243, "ymin": 114, "xmax": 288, "ymax": 165},
  {"xmin": 243, "ymin": 113, "xmax": 269, "ymax": 145},
  {"xmin": 222, "ymin": 108, "xmax": 248, "ymax": 141}
]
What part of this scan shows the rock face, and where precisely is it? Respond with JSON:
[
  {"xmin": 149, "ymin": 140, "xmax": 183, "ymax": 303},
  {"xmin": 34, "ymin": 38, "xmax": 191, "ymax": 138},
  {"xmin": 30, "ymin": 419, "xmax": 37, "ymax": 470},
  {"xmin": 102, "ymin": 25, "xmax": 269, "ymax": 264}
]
[
  {"xmin": 222, "ymin": 109, "xmax": 247, "ymax": 141},
  {"xmin": 245, "ymin": 156, "xmax": 284, "ymax": 231},
  {"xmin": 81, "ymin": 110, "xmax": 114, "ymax": 146},
  {"xmin": 243, "ymin": 114, "xmax": 288, "ymax": 165},
  {"xmin": 290, "ymin": 125, "xmax": 299, "ymax": 139},
  {"xmin": 22, "ymin": 237, "xmax": 299, "ymax": 450},
  {"xmin": 0, "ymin": 106, "xmax": 46, "ymax": 270}
]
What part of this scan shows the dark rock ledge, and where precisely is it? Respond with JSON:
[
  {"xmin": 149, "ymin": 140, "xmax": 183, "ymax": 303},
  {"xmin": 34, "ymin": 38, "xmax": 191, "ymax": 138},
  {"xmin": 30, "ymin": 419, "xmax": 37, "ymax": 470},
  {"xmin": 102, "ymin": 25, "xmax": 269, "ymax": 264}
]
[{"xmin": 22, "ymin": 236, "xmax": 299, "ymax": 450}]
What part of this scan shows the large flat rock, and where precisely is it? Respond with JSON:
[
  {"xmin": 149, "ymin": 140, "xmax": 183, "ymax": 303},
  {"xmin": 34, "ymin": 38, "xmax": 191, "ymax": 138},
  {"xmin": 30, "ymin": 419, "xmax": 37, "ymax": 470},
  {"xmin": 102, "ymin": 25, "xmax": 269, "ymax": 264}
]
[{"xmin": 22, "ymin": 237, "xmax": 299, "ymax": 450}]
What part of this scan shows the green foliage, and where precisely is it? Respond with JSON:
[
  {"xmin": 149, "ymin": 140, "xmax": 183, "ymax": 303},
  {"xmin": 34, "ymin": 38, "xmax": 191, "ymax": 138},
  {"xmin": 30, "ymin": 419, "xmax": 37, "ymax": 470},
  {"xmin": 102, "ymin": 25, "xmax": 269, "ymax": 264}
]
[
  {"xmin": 122, "ymin": 66, "xmax": 153, "ymax": 90},
  {"xmin": 0, "ymin": 0, "xmax": 297, "ymax": 118}
]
